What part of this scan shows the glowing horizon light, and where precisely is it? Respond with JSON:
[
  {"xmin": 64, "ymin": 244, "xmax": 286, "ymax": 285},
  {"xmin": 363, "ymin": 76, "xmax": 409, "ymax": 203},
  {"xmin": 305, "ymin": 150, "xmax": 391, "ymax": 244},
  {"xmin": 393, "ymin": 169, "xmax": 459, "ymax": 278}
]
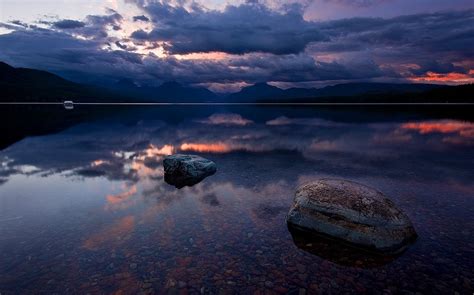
[
  {"xmin": 91, "ymin": 160, "xmax": 109, "ymax": 167},
  {"xmin": 144, "ymin": 144, "xmax": 175, "ymax": 157},
  {"xmin": 410, "ymin": 71, "xmax": 474, "ymax": 84},
  {"xmin": 0, "ymin": 0, "xmax": 472, "ymax": 91},
  {"xmin": 180, "ymin": 142, "xmax": 232, "ymax": 153}
]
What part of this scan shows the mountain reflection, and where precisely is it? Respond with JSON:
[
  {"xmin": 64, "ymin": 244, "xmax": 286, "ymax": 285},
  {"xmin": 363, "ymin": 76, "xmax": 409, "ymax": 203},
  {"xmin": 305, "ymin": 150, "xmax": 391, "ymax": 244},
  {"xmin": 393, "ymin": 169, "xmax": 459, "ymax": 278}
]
[{"xmin": 0, "ymin": 110, "xmax": 473, "ymax": 187}]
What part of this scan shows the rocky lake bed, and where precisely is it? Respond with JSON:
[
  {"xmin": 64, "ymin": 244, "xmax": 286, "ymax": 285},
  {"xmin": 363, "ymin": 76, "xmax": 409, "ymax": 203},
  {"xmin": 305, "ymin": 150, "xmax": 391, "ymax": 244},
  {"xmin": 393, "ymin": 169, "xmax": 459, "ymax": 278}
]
[{"xmin": 0, "ymin": 106, "xmax": 473, "ymax": 294}]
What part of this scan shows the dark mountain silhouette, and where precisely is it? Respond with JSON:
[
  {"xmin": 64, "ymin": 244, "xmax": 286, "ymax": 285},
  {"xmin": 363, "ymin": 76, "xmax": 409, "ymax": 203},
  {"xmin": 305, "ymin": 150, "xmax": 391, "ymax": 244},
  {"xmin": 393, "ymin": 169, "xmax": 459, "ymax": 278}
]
[
  {"xmin": 112, "ymin": 80, "xmax": 217, "ymax": 101},
  {"xmin": 259, "ymin": 83, "xmax": 473, "ymax": 103},
  {"xmin": 226, "ymin": 82, "xmax": 448, "ymax": 102},
  {"xmin": 115, "ymin": 78, "xmax": 137, "ymax": 88},
  {"xmin": 1, "ymin": 62, "xmax": 472, "ymax": 103},
  {"xmin": 314, "ymin": 83, "xmax": 442, "ymax": 97},
  {"xmin": 155, "ymin": 81, "xmax": 217, "ymax": 101},
  {"xmin": 0, "ymin": 61, "xmax": 132, "ymax": 102},
  {"xmin": 228, "ymin": 82, "xmax": 285, "ymax": 101}
]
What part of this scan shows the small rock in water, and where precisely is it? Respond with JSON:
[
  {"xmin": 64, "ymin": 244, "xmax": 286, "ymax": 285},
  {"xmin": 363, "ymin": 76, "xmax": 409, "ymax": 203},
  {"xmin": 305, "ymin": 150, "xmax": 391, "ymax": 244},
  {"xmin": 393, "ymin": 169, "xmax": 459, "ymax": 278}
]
[
  {"xmin": 265, "ymin": 281, "xmax": 274, "ymax": 288},
  {"xmin": 178, "ymin": 281, "xmax": 187, "ymax": 288},
  {"xmin": 286, "ymin": 179, "xmax": 417, "ymax": 254},
  {"xmin": 163, "ymin": 154, "xmax": 217, "ymax": 189}
]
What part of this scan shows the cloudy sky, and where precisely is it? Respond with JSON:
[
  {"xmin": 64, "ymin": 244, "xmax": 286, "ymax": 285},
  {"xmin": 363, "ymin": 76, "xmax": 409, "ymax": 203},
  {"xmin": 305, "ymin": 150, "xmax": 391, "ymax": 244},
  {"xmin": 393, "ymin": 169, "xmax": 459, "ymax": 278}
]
[{"xmin": 0, "ymin": 0, "xmax": 473, "ymax": 92}]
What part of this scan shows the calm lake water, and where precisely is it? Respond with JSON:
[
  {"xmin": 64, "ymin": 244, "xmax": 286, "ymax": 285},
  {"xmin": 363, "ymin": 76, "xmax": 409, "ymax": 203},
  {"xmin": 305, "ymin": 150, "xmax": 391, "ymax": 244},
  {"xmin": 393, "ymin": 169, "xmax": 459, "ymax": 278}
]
[{"xmin": 0, "ymin": 106, "xmax": 473, "ymax": 294}]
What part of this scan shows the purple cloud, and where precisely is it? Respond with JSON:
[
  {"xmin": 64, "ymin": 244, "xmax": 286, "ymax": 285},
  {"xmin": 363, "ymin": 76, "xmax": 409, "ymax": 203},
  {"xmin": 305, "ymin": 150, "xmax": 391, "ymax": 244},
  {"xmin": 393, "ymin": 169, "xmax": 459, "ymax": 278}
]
[
  {"xmin": 0, "ymin": 1, "xmax": 472, "ymax": 89},
  {"xmin": 130, "ymin": 1, "xmax": 326, "ymax": 55},
  {"xmin": 53, "ymin": 19, "xmax": 86, "ymax": 29}
]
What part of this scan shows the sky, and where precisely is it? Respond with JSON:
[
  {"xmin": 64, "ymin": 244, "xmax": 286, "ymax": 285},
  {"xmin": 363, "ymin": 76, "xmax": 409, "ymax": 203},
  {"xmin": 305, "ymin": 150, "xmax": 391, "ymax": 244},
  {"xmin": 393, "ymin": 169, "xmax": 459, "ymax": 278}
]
[{"xmin": 0, "ymin": 0, "xmax": 473, "ymax": 92}]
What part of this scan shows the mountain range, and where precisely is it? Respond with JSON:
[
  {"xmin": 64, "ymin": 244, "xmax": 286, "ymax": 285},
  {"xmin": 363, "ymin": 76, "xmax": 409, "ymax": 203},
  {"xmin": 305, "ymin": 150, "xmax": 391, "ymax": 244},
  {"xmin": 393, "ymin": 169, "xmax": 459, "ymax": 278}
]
[
  {"xmin": 114, "ymin": 78, "xmax": 218, "ymax": 101},
  {"xmin": 227, "ymin": 82, "xmax": 445, "ymax": 102},
  {"xmin": 0, "ymin": 62, "xmax": 130, "ymax": 102},
  {"xmin": 1, "ymin": 61, "xmax": 472, "ymax": 103}
]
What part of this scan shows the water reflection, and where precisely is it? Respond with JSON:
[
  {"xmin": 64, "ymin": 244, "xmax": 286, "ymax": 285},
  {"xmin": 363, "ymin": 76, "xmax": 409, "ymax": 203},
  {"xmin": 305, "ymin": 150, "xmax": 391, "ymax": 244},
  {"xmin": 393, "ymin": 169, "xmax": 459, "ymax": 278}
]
[
  {"xmin": 1, "ymin": 111, "xmax": 473, "ymax": 187},
  {"xmin": 0, "ymin": 107, "xmax": 473, "ymax": 293},
  {"xmin": 401, "ymin": 120, "xmax": 474, "ymax": 146},
  {"xmin": 287, "ymin": 225, "xmax": 398, "ymax": 268},
  {"xmin": 196, "ymin": 113, "xmax": 254, "ymax": 126}
]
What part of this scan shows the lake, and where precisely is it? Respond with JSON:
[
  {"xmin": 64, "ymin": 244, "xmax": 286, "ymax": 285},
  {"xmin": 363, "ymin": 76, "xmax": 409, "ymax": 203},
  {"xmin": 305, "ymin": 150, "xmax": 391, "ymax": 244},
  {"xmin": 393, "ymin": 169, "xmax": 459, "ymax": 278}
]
[{"xmin": 0, "ymin": 105, "xmax": 473, "ymax": 294}]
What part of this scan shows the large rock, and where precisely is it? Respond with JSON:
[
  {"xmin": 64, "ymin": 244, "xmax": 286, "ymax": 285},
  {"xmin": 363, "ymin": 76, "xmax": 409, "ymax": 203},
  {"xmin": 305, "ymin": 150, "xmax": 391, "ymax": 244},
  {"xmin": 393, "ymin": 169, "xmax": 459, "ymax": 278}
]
[
  {"xmin": 163, "ymin": 154, "xmax": 216, "ymax": 189},
  {"xmin": 286, "ymin": 179, "xmax": 417, "ymax": 254}
]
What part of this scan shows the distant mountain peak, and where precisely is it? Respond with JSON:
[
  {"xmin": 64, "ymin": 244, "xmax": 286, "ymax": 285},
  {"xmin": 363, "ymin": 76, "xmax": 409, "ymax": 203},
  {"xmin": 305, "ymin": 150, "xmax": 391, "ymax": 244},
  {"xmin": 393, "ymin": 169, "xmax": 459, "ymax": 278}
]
[
  {"xmin": 116, "ymin": 78, "xmax": 137, "ymax": 88},
  {"xmin": 249, "ymin": 82, "xmax": 279, "ymax": 89},
  {"xmin": 0, "ymin": 61, "xmax": 15, "ymax": 72},
  {"xmin": 253, "ymin": 82, "xmax": 271, "ymax": 86},
  {"xmin": 0, "ymin": 61, "xmax": 130, "ymax": 103},
  {"xmin": 228, "ymin": 81, "xmax": 285, "ymax": 101}
]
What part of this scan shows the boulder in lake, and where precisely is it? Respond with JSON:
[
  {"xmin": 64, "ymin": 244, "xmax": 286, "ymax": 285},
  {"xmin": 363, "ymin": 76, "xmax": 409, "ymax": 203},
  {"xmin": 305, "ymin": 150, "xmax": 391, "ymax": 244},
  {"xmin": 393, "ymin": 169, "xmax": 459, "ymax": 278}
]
[
  {"xmin": 163, "ymin": 154, "xmax": 216, "ymax": 189},
  {"xmin": 286, "ymin": 179, "xmax": 417, "ymax": 254}
]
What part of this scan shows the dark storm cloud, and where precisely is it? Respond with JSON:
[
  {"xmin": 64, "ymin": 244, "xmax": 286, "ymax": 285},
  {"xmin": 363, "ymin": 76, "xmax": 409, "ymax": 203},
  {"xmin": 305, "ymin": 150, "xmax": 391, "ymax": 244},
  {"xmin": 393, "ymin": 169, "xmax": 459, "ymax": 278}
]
[
  {"xmin": 0, "ymin": 29, "xmax": 143, "ymax": 85},
  {"xmin": 0, "ymin": 20, "xmax": 382, "ymax": 85},
  {"xmin": 53, "ymin": 19, "xmax": 86, "ymax": 29},
  {"xmin": 320, "ymin": 10, "xmax": 474, "ymax": 50},
  {"xmin": 42, "ymin": 10, "xmax": 123, "ymax": 40},
  {"xmin": 314, "ymin": 9, "xmax": 474, "ymax": 75},
  {"xmin": 115, "ymin": 41, "xmax": 128, "ymax": 50},
  {"xmin": 226, "ymin": 53, "xmax": 384, "ymax": 82},
  {"xmin": 10, "ymin": 20, "xmax": 29, "ymax": 28},
  {"xmin": 79, "ymin": 10, "xmax": 123, "ymax": 38},
  {"xmin": 0, "ymin": 0, "xmax": 472, "ymax": 88},
  {"xmin": 133, "ymin": 15, "xmax": 150, "ymax": 22},
  {"xmin": 130, "ymin": 1, "xmax": 326, "ymax": 55}
]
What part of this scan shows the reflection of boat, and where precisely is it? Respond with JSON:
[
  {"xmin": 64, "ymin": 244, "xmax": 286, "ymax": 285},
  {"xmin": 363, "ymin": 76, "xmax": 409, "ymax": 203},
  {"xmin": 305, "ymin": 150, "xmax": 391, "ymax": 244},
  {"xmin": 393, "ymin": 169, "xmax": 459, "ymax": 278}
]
[
  {"xmin": 287, "ymin": 224, "xmax": 403, "ymax": 268},
  {"xmin": 63, "ymin": 100, "xmax": 74, "ymax": 110}
]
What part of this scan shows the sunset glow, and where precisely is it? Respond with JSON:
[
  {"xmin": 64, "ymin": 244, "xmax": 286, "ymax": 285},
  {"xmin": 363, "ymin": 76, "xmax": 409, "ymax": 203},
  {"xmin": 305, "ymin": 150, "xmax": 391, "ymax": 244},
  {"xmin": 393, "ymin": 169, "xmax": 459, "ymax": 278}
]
[
  {"xmin": 180, "ymin": 142, "xmax": 232, "ymax": 153},
  {"xmin": 410, "ymin": 71, "xmax": 474, "ymax": 84},
  {"xmin": 1, "ymin": 0, "xmax": 473, "ymax": 291},
  {"xmin": 0, "ymin": 1, "xmax": 471, "ymax": 91},
  {"xmin": 401, "ymin": 120, "xmax": 474, "ymax": 137}
]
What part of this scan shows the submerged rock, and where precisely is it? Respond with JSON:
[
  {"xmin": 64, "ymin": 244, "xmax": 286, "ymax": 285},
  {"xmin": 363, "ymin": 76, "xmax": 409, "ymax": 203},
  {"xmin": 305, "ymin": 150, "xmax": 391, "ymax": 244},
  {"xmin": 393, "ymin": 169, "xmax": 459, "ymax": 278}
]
[
  {"xmin": 288, "ymin": 224, "xmax": 398, "ymax": 268},
  {"xmin": 163, "ymin": 154, "xmax": 216, "ymax": 189},
  {"xmin": 286, "ymin": 179, "xmax": 417, "ymax": 254}
]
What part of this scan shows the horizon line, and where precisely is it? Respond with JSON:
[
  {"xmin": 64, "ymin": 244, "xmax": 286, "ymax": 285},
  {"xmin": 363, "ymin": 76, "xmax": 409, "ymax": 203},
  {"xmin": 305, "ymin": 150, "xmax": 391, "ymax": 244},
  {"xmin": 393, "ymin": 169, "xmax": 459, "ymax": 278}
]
[{"xmin": 0, "ymin": 102, "xmax": 473, "ymax": 106}]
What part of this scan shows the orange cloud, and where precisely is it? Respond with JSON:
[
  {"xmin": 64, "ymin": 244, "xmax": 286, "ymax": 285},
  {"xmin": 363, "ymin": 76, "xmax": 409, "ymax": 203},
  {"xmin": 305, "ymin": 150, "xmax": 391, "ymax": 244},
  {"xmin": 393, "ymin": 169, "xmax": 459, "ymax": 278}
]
[
  {"xmin": 410, "ymin": 71, "xmax": 474, "ymax": 84},
  {"xmin": 401, "ymin": 120, "xmax": 474, "ymax": 136},
  {"xmin": 91, "ymin": 160, "xmax": 109, "ymax": 167},
  {"xmin": 180, "ymin": 142, "xmax": 232, "ymax": 153},
  {"xmin": 144, "ymin": 144, "xmax": 174, "ymax": 157},
  {"xmin": 175, "ymin": 51, "xmax": 230, "ymax": 60}
]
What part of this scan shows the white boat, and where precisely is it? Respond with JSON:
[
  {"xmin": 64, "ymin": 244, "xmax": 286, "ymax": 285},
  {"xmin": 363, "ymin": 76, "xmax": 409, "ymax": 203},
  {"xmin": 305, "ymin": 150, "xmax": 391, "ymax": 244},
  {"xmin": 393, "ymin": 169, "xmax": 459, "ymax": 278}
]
[{"xmin": 63, "ymin": 100, "xmax": 74, "ymax": 110}]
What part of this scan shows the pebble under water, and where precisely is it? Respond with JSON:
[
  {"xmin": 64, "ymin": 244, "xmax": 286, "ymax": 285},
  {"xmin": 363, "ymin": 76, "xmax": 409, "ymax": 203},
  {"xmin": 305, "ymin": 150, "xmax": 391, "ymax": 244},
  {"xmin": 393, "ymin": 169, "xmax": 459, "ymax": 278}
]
[{"xmin": 0, "ymin": 106, "xmax": 473, "ymax": 294}]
